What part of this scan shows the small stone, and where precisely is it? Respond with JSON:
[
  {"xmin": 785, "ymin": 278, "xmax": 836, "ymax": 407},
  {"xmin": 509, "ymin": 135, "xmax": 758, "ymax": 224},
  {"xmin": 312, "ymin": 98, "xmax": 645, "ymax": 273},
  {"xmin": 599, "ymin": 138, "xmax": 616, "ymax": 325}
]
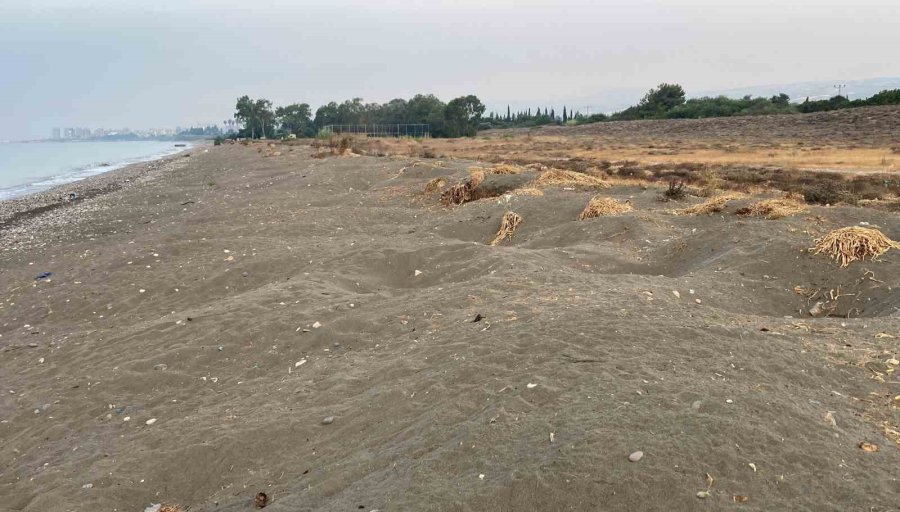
[
  {"xmin": 691, "ymin": 400, "xmax": 702, "ymax": 410},
  {"xmin": 145, "ymin": 418, "xmax": 157, "ymax": 425},
  {"xmin": 725, "ymin": 399, "xmax": 733, "ymax": 404},
  {"xmin": 139, "ymin": 289, "xmax": 146, "ymax": 294},
  {"xmin": 217, "ymin": 346, "xmax": 224, "ymax": 351},
  {"xmin": 242, "ymin": 272, "xmax": 249, "ymax": 277},
  {"xmin": 628, "ymin": 451, "xmax": 643, "ymax": 462},
  {"xmin": 322, "ymin": 416, "xmax": 334, "ymax": 425},
  {"xmin": 312, "ymin": 321, "xmax": 322, "ymax": 329},
  {"xmin": 672, "ymin": 290, "xmax": 681, "ymax": 298},
  {"xmin": 295, "ymin": 359, "xmax": 307, "ymax": 367},
  {"xmin": 697, "ymin": 491, "xmax": 711, "ymax": 499},
  {"xmin": 153, "ymin": 364, "xmax": 168, "ymax": 371}
]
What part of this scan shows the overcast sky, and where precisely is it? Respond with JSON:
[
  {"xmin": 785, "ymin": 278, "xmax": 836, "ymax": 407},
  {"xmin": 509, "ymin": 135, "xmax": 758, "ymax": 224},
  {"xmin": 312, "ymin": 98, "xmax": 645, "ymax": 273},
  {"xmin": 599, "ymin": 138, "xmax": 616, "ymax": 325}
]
[{"xmin": 1, "ymin": 0, "xmax": 898, "ymax": 140}]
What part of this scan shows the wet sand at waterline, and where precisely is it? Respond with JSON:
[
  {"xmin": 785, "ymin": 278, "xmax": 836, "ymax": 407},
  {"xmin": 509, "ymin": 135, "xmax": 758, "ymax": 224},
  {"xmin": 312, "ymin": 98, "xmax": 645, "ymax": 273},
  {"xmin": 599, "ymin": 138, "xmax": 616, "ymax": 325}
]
[{"xmin": 1, "ymin": 142, "xmax": 898, "ymax": 511}]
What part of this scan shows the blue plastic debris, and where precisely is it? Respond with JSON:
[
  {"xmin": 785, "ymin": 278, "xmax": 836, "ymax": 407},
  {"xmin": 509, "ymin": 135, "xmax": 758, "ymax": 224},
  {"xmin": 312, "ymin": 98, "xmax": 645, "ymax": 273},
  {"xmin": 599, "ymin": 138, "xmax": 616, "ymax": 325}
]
[{"xmin": 35, "ymin": 272, "xmax": 53, "ymax": 280}]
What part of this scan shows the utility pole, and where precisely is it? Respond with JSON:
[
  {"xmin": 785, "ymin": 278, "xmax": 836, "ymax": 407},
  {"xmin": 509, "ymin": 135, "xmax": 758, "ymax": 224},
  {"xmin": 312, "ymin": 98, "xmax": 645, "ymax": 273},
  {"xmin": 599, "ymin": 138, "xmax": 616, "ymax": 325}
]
[{"xmin": 834, "ymin": 84, "xmax": 847, "ymax": 98}]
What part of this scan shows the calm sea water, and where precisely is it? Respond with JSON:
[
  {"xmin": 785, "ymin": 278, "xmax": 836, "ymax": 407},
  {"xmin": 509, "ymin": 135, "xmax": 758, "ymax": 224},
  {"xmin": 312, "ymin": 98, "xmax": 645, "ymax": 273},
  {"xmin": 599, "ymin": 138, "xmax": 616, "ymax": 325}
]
[{"xmin": 0, "ymin": 141, "xmax": 191, "ymax": 200}]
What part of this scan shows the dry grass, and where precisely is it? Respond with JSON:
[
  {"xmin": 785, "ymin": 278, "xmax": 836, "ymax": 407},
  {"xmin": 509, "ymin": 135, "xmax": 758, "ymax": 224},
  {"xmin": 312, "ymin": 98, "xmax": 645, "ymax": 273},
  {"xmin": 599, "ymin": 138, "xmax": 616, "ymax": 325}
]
[
  {"xmin": 490, "ymin": 211, "xmax": 523, "ymax": 246},
  {"xmin": 812, "ymin": 226, "xmax": 900, "ymax": 267},
  {"xmin": 441, "ymin": 171, "xmax": 485, "ymax": 206},
  {"xmin": 424, "ymin": 177, "xmax": 447, "ymax": 194},
  {"xmin": 737, "ymin": 198, "xmax": 808, "ymax": 219},
  {"xmin": 578, "ymin": 196, "xmax": 633, "ymax": 220},
  {"xmin": 512, "ymin": 187, "xmax": 544, "ymax": 196},
  {"xmin": 471, "ymin": 163, "xmax": 526, "ymax": 175},
  {"xmin": 676, "ymin": 193, "xmax": 743, "ymax": 216},
  {"xmin": 531, "ymin": 169, "xmax": 609, "ymax": 188}
]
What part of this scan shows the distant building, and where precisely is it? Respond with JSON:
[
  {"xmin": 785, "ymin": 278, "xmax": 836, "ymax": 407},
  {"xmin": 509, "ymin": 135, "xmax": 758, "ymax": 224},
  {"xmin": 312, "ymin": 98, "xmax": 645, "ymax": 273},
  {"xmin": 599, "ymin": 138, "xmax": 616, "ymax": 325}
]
[{"xmin": 52, "ymin": 128, "xmax": 61, "ymax": 139}]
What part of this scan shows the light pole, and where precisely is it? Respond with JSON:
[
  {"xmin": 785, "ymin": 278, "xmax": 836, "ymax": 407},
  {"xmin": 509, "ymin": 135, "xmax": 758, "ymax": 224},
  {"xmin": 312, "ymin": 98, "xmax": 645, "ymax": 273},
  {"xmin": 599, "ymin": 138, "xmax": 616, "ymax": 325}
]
[{"xmin": 834, "ymin": 84, "xmax": 847, "ymax": 98}]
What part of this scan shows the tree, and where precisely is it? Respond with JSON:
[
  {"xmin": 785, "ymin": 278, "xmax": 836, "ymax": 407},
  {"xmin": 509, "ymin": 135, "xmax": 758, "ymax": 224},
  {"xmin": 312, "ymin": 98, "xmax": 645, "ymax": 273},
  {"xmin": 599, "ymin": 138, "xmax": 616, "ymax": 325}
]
[
  {"xmin": 563, "ymin": 106, "xmax": 568, "ymax": 123},
  {"xmin": 254, "ymin": 99, "xmax": 275, "ymax": 139},
  {"xmin": 444, "ymin": 95, "xmax": 485, "ymax": 137},
  {"xmin": 235, "ymin": 95, "xmax": 256, "ymax": 138},
  {"xmin": 276, "ymin": 103, "xmax": 314, "ymax": 137}
]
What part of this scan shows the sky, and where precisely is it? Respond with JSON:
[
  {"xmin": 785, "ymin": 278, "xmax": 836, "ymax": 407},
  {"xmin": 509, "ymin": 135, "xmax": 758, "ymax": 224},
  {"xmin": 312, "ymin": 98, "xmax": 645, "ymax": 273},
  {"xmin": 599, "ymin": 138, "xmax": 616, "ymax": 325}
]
[{"xmin": 1, "ymin": 0, "xmax": 899, "ymax": 140}]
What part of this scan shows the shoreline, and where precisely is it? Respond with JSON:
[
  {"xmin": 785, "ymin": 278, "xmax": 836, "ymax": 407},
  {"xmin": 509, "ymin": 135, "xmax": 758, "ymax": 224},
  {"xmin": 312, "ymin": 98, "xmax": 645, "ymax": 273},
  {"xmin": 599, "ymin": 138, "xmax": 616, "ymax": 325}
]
[{"xmin": 0, "ymin": 144, "xmax": 201, "ymax": 230}]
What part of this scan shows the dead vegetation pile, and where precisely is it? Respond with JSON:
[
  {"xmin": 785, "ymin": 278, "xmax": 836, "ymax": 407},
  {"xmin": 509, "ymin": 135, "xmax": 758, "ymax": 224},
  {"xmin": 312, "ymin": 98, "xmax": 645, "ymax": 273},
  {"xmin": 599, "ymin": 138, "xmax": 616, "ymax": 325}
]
[
  {"xmin": 490, "ymin": 211, "xmax": 523, "ymax": 246},
  {"xmin": 512, "ymin": 187, "xmax": 544, "ymax": 196},
  {"xmin": 531, "ymin": 169, "xmax": 609, "ymax": 188},
  {"xmin": 423, "ymin": 177, "xmax": 446, "ymax": 194},
  {"xmin": 471, "ymin": 164, "xmax": 526, "ymax": 175},
  {"xmin": 578, "ymin": 196, "xmax": 633, "ymax": 220},
  {"xmin": 737, "ymin": 198, "xmax": 808, "ymax": 219},
  {"xmin": 813, "ymin": 227, "xmax": 900, "ymax": 267},
  {"xmin": 440, "ymin": 170, "xmax": 486, "ymax": 206},
  {"xmin": 676, "ymin": 193, "xmax": 743, "ymax": 216}
]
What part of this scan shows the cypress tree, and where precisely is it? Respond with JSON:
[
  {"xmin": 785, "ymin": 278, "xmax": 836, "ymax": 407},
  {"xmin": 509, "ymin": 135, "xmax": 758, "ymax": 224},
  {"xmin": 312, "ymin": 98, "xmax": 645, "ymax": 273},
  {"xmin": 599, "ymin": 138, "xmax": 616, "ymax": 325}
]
[{"xmin": 563, "ymin": 106, "xmax": 568, "ymax": 123}]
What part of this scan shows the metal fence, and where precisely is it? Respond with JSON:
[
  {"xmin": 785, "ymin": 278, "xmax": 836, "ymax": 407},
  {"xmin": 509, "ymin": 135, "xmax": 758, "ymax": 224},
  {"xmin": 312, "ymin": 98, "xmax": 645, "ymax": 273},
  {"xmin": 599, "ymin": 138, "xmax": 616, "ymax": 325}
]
[{"xmin": 322, "ymin": 124, "xmax": 430, "ymax": 138}]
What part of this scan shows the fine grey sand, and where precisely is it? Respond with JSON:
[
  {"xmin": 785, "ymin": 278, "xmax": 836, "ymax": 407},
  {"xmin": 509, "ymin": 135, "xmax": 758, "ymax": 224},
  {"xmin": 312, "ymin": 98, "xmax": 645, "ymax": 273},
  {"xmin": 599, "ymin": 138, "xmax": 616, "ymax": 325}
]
[{"xmin": 1, "ymin": 140, "xmax": 898, "ymax": 511}]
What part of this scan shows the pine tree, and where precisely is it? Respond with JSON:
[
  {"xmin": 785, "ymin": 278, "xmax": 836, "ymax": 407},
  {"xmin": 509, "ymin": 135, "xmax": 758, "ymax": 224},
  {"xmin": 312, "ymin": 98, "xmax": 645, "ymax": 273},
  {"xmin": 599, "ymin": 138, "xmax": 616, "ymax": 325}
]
[
  {"xmin": 506, "ymin": 105, "xmax": 511, "ymax": 121},
  {"xmin": 550, "ymin": 108, "xmax": 555, "ymax": 120}
]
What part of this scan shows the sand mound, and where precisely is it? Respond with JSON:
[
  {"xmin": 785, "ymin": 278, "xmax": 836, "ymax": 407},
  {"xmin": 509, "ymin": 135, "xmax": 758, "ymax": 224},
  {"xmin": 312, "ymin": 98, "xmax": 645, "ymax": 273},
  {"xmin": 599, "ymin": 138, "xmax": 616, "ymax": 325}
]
[
  {"xmin": 489, "ymin": 211, "xmax": 523, "ymax": 246},
  {"xmin": 532, "ymin": 169, "xmax": 609, "ymax": 188},
  {"xmin": 424, "ymin": 177, "xmax": 446, "ymax": 194},
  {"xmin": 812, "ymin": 226, "xmax": 900, "ymax": 267},
  {"xmin": 441, "ymin": 171, "xmax": 486, "ymax": 206},
  {"xmin": 578, "ymin": 196, "xmax": 633, "ymax": 220},
  {"xmin": 737, "ymin": 198, "xmax": 808, "ymax": 219},
  {"xmin": 676, "ymin": 193, "xmax": 742, "ymax": 216}
]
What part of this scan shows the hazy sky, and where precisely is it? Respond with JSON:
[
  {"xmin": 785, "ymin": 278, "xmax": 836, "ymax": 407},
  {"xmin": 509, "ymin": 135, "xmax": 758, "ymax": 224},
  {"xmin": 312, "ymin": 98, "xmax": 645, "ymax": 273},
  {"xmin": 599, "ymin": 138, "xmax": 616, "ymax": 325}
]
[{"xmin": 1, "ymin": 0, "xmax": 898, "ymax": 140}]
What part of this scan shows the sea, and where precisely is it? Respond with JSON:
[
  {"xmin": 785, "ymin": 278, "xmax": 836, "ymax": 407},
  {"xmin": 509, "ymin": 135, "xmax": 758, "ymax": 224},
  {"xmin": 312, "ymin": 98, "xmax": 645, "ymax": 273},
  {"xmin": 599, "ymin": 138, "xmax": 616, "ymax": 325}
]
[{"xmin": 0, "ymin": 140, "xmax": 191, "ymax": 200}]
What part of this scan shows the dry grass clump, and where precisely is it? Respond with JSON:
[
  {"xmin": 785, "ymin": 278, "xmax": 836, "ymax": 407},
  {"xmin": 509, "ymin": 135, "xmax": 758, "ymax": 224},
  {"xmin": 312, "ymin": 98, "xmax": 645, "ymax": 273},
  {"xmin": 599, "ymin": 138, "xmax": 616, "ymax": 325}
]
[
  {"xmin": 490, "ymin": 211, "xmax": 523, "ymax": 246},
  {"xmin": 812, "ymin": 226, "xmax": 900, "ymax": 267},
  {"xmin": 424, "ymin": 177, "xmax": 447, "ymax": 194},
  {"xmin": 676, "ymin": 193, "xmax": 742, "ymax": 215},
  {"xmin": 737, "ymin": 198, "xmax": 808, "ymax": 219},
  {"xmin": 441, "ymin": 171, "xmax": 486, "ymax": 206},
  {"xmin": 532, "ymin": 169, "xmax": 609, "ymax": 188},
  {"xmin": 578, "ymin": 196, "xmax": 633, "ymax": 220},
  {"xmin": 512, "ymin": 187, "xmax": 544, "ymax": 196},
  {"xmin": 469, "ymin": 164, "xmax": 528, "ymax": 174}
]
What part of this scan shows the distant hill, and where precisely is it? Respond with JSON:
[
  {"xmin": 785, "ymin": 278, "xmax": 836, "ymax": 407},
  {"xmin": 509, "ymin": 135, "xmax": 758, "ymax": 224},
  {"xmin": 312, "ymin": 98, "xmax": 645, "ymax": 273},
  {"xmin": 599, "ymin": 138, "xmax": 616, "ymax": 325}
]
[
  {"xmin": 698, "ymin": 77, "xmax": 900, "ymax": 103},
  {"xmin": 488, "ymin": 77, "xmax": 900, "ymax": 118}
]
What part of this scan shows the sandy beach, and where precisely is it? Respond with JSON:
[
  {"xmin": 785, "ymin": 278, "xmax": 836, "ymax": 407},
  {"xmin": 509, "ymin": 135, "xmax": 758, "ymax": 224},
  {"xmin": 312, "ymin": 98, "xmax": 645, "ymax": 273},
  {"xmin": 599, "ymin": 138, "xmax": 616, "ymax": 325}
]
[{"xmin": 1, "ymin": 138, "xmax": 898, "ymax": 511}]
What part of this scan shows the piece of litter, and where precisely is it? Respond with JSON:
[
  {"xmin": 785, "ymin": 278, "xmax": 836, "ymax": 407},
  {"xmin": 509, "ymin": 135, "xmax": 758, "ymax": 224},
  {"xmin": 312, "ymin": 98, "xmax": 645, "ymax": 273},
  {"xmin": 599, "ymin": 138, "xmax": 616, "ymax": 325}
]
[
  {"xmin": 312, "ymin": 321, "xmax": 322, "ymax": 329},
  {"xmin": 748, "ymin": 463, "xmax": 757, "ymax": 472},
  {"xmin": 145, "ymin": 418, "xmax": 157, "ymax": 425},
  {"xmin": 295, "ymin": 359, "xmax": 307, "ymax": 367},
  {"xmin": 697, "ymin": 491, "xmax": 711, "ymax": 499},
  {"xmin": 526, "ymin": 383, "xmax": 537, "ymax": 389},
  {"xmin": 414, "ymin": 270, "xmax": 423, "ymax": 277},
  {"xmin": 478, "ymin": 474, "xmax": 485, "ymax": 480}
]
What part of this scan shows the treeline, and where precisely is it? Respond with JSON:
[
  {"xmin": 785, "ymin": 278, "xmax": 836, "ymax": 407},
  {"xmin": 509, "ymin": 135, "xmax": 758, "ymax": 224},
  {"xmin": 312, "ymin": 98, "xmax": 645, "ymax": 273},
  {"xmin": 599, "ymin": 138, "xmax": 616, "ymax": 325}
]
[
  {"xmin": 483, "ymin": 83, "xmax": 900, "ymax": 129},
  {"xmin": 231, "ymin": 94, "xmax": 485, "ymax": 139}
]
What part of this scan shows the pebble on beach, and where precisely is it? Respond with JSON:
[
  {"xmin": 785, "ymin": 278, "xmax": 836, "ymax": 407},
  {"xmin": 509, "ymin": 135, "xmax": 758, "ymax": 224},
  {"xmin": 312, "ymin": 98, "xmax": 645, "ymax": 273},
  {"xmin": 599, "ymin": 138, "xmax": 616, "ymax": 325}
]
[
  {"xmin": 322, "ymin": 416, "xmax": 334, "ymax": 425},
  {"xmin": 628, "ymin": 451, "xmax": 643, "ymax": 462}
]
